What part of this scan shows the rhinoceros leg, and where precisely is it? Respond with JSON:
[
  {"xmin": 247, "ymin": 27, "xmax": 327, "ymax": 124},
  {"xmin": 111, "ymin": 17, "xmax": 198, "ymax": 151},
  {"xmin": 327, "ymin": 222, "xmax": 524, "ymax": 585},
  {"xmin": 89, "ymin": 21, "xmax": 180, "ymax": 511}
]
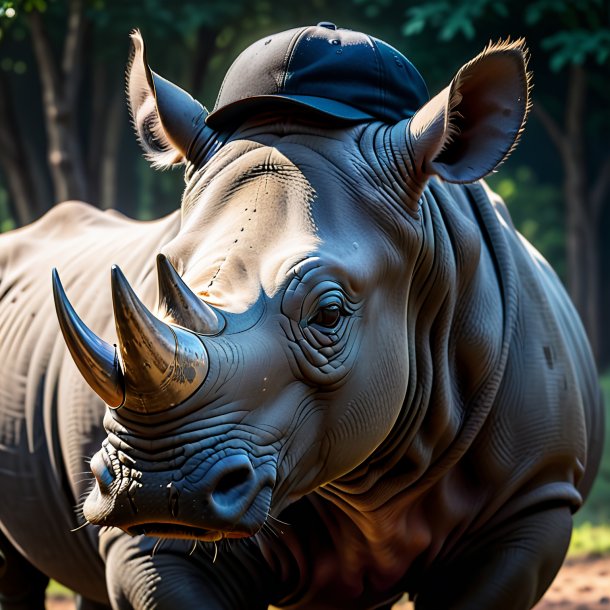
[
  {"xmin": 0, "ymin": 530, "xmax": 48, "ymax": 610},
  {"xmin": 413, "ymin": 505, "xmax": 572, "ymax": 610},
  {"xmin": 101, "ymin": 530, "xmax": 273, "ymax": 610}
]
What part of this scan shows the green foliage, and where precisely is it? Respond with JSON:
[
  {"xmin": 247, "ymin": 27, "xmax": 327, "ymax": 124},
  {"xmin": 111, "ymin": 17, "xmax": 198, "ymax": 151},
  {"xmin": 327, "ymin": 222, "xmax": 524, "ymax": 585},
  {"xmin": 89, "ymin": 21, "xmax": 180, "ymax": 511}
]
[
  {"xmin": 487, "ymin": 167, "xmax": 565, "ymax": 279},
  {"xmin": 0, "ymin": 0, "xmax": 47, "ymax": 22},
  {"xmin": 542, "ymin": 29, "xmax": 610, "ymax": 71},
  {"xmin": 403, "ymin": 0, "xmax": 507, "ymax": 40},
  {"xmin": 352, "ymin": 0, "xmax": 393, "ymax": 19},
  {"xmin": 524, "ymin": 0, "xmax": 610, "ymax": 70},
  {"xmin": 46, "ymin": 579, "xmax": 73, "ymax": 597},
  {"xmin": 88, "ymin": 0, "xmax": 246, "ymax": 37},
  {"xmin": 0, "ymin": 186, "xmax": 16, "ymax": 233},
  {"xmin": 402, "ymin": 0, "xmax": 610, "ymax": 71},
  {"xmin": 569, "ymin": 523, "xmax": 610, "ymax": 556}
]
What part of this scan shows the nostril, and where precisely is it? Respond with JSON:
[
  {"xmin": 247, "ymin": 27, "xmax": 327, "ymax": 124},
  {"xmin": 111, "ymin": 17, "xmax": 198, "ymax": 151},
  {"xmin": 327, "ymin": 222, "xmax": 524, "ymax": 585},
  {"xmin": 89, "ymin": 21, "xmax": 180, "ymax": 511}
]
[
  {"xmin": 214, "ymin": 466, "xmax": 252, "ymax": 495},
  {"xmin": 209, "ymin": 455, "xmax": 255, "ymax": 507}
]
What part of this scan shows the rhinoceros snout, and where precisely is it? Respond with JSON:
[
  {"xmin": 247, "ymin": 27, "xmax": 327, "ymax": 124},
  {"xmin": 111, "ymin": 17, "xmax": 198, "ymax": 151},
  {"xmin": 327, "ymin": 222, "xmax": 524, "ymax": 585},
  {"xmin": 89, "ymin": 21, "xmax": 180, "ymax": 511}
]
[{"xmin": 85, "ymin": 449, "xmax": 275, "ymax": 541}]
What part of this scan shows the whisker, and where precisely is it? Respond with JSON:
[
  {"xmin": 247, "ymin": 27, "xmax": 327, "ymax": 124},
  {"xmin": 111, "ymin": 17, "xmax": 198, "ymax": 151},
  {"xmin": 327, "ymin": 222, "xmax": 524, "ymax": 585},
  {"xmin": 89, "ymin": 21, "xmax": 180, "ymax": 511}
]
[
  {"xmin": 268, "ymin": 514, "xmax": 290, "ymax": 527},
  {"xmin": 70, "ymin": 521, "xmax": 90, "ymax": 533},
  {"xmin": 152, "ymin": 538, "xmax": 163, "ymax": 557},
  {"xmin": 189, "ymin": 540, "xmax": 197, "ymax": 556},
  {"xmin": 268, "ymin": 519, "xmax": 284, "ymax": 536},
  {"xmin": 258, "ymin": 519, "xmax": 275, "ymax": 539},
  {"xmin": 266, "ymin": 521, "xmax": 282, "ymax": 538},
  {"xmin": 269, "ymin": 522, "xmax": 282, "ymax": 537}
]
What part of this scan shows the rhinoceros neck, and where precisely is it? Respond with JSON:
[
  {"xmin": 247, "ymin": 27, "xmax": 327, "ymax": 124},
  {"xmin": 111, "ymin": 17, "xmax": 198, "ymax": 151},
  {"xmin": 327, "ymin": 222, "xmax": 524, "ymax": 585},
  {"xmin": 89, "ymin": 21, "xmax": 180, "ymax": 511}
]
[{"xmin": 320, "ymin": 179, "xmax": 518, "ymax": 541}]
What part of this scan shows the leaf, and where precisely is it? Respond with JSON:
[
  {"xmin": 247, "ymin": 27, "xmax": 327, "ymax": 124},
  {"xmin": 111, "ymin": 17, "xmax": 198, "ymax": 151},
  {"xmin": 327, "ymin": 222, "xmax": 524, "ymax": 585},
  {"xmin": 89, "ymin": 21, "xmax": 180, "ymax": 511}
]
[
  {"xmin": 492, "ymin": 2, "xmax": 508, "ymax": 17},
  {"xmin": 23, "ymin": 0, "xmax": 46, "ymax": 12},
  {"xmin": 597, "ymin": 46, "xmax": 610, "ymax": 64},
  {"xmin": 402, "ymin": 17, "xmax": 425, "ymax": 37},
  {"xmin": 543, "ymin": 29, "xmax": 610, "ymax": 70},
  {"xmin": 438, "ymin": 3, "xmax": 483, "ymax": 41},
  {"xmin": 441, "ymin": 15, "xmax": 476, "ymax": 41},
  {"xmin": 404, "ymin": 1, "xmax": 451, "ymax": 35},
  {"xmin": 525, "ymin": 0, "xmax": 568, "ymax": 25}
]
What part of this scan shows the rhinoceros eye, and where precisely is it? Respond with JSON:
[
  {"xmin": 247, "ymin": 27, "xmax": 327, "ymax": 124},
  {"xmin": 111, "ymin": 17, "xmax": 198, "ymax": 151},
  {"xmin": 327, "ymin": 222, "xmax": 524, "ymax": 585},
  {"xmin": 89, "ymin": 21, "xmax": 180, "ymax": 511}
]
[{"xmin": 309, "ymin": 304, "xmax": 342, "ymax": 329}]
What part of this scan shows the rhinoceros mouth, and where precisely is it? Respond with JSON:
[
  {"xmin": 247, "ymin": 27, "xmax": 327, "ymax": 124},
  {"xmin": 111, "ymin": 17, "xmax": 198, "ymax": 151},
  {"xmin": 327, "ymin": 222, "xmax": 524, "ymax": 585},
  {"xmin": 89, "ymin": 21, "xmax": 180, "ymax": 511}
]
[{"xmin": 127, "ymin": 523, "xmax": 251, "ymax": 541}]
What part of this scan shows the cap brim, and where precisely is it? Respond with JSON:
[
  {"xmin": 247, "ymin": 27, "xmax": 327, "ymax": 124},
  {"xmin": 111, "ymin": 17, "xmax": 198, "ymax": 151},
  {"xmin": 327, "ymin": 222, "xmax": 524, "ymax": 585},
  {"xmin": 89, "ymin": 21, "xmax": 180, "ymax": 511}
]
[{"xmin": 205, "ymin": 94, "xmax": 374, "ymax": 130}]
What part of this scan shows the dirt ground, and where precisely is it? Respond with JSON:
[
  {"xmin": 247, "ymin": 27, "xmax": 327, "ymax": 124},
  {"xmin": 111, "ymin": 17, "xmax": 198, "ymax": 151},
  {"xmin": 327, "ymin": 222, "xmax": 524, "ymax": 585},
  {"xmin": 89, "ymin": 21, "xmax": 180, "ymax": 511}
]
[
  {"xmin": 45, "ymin": 554, "xmax": 610, "ymax": 609},
  {"xmin": 392, "ymin": 555, "xmax": 610, "ymax": 609},
  {"xmin": 532, "ymin": 555, "xmax": 610, "ymax": 610}
]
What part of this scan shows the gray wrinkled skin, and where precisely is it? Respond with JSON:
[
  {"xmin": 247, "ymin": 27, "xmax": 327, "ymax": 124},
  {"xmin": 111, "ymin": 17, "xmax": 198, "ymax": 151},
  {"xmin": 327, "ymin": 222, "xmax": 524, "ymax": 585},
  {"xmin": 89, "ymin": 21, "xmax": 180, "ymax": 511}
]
[{"xmin": 0, "ymin": 36, "xmax": 604, "ymax": 610}]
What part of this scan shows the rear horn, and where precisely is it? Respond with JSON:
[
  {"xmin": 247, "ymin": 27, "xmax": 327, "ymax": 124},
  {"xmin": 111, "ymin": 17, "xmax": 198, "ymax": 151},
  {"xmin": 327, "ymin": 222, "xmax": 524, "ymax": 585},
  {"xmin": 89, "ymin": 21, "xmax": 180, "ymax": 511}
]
[{"xmin": 156, "ymin": 254, "xmax": 225, "ymax": 335}]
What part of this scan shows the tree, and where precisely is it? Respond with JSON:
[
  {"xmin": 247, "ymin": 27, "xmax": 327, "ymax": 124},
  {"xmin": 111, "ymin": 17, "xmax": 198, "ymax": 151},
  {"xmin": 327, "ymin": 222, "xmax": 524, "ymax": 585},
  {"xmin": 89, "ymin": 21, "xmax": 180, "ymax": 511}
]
[
  {"xmin": 0, "ymin": 0, "xmax": 254, "ymax": 219},
  {"xmin": 4, "ymin": 0, "xmax": 606, "ymax": 364},
  {"xmin": 401, "ymin": 0, "xmax": 610, "ymax": 364},
  {"xmin": 0, "ymin": 0, "xmax": 377, "ymax": 223}
]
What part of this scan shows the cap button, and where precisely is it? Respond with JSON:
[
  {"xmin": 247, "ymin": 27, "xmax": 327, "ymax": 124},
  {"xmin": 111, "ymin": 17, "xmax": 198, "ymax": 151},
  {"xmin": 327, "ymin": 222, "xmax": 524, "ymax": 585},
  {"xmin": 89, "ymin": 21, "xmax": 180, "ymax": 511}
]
[{"xmin": 317, "ymin": 22, "xmax": 337, "ymax": 30}]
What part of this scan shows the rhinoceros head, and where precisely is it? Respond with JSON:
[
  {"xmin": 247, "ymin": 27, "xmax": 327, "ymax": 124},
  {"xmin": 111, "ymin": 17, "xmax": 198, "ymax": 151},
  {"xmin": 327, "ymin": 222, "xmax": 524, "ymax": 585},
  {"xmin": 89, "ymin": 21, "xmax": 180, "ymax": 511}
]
[{"xmin": 54, "ymin": 29, "xmax": 530, "ymax": 541}]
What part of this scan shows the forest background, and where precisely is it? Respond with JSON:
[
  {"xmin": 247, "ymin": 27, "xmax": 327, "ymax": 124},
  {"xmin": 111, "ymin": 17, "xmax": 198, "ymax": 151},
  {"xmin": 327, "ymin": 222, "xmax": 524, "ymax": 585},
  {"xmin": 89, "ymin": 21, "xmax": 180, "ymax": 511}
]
[{"xmin": 0, "ymin": 0, "xmax": 608, "ymax": 532}]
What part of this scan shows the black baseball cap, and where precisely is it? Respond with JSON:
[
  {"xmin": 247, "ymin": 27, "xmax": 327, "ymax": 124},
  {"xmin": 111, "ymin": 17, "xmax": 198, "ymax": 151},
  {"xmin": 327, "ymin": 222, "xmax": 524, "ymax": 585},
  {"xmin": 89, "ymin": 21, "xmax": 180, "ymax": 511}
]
[{"xmin": 206, "ymin": 22, "xmax": 429, "ymax": 129}]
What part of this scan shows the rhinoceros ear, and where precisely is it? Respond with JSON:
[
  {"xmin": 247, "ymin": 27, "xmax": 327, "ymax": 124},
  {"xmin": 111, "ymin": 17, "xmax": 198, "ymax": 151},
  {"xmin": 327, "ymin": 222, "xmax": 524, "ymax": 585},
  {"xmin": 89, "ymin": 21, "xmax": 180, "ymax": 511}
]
[
  {"xmin": 407, "ymin": 39, "xmax": 531, "ymax": 183},
  {"xmin": 127, "ymin": 30, "xmax": 209, "ymax": 169}
]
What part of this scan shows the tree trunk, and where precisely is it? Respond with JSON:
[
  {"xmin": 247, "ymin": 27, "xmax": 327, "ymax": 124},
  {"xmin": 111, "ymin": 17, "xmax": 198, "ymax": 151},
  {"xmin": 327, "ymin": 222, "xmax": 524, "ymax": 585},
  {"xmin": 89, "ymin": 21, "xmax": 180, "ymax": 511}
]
[
  {"xmin": 564, "ymin": 158, "xmax": 600, "ymax": 358},
  {"xmin": 0, "ymin": 70, "xmax": 45, "ymax": 225},
  {"xmin": 28, "ymin": 0, "xmax": 89, "ymax": 204},
  {"xmin": 191, "ymin": 26, "xmax": 218, "ymax": 99},
  {"xmin": 87, "ymin": 62, "xmax": 110, "ymax": 206},
  {"xmin": 99, "ymin": 87, "xmax": 125, "ymax": 210}
]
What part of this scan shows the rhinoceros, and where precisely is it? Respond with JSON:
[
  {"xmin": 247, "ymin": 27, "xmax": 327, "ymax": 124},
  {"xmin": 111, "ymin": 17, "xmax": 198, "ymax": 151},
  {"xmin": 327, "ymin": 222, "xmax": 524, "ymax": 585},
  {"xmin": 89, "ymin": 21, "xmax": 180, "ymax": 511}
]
[{"xmin": 0, "ymin": 23, "xmax": 604, "ymax": 610}]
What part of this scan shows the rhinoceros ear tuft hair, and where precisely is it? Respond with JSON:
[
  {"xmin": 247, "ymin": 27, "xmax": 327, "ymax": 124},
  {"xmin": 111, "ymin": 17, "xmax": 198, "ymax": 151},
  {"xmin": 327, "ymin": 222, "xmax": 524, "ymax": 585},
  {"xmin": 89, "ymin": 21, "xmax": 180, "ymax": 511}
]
[
  {"xmin": 126, "ymin": 30, "xmax": 210, "ymax": 170},
  {"xmin": 407, "ymin": 38, "xmax": 532, "ymax": 184}
]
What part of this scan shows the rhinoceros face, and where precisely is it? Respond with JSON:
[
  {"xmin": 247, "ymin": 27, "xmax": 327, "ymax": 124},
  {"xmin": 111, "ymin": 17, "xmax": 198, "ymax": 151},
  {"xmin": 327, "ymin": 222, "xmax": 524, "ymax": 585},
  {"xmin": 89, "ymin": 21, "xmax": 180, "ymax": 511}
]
[
  {"xmin": 54, "ymin": 32, "xmax": 529, "ymax": 540},
  {"xmin": 64, "ymin": 130, "xmax": 417, "ymax": 540}
]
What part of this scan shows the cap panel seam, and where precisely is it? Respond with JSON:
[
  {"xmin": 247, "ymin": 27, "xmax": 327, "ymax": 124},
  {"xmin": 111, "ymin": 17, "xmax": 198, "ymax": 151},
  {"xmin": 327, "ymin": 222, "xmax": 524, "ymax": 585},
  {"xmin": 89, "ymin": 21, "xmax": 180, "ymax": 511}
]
[
  {"xmin": 282, "ymin": 27, "xmax": 311, "ymax": 91},
  {"xmin": 369, "ymin": 36, "xmax": 386, "ymax": 121}
]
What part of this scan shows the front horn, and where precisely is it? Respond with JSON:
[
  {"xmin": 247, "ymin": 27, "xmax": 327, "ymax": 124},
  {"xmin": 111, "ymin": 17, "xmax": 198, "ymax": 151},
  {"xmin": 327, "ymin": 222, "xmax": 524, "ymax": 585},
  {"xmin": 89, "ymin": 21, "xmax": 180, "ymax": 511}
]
[
  {"xmin": 52, "ymin": 267, "xmax": 209, "ymax": 413},
  {"xmin": 111, "ymin": 265, "xmax": 208, "ymax": 413}
]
